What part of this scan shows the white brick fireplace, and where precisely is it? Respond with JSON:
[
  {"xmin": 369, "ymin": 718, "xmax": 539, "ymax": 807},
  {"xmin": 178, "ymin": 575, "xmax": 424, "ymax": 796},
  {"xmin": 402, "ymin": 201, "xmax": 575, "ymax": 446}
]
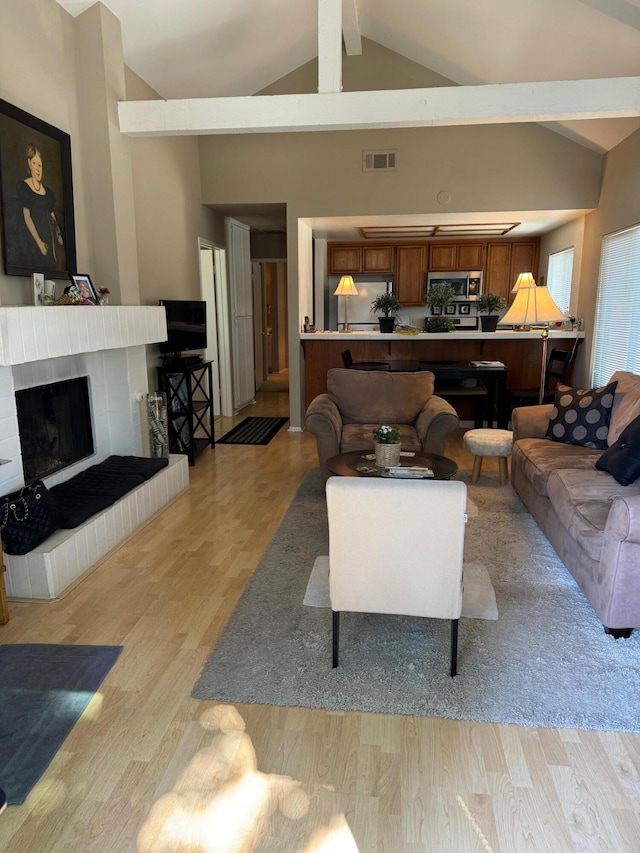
[{"xmin": 0, "ymin": 306, "xmax": 189, "ymax": 599}]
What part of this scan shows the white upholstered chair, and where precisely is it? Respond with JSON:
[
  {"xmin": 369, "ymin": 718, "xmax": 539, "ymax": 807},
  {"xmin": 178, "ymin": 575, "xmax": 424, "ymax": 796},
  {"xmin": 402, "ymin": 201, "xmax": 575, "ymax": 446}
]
[{"xmin": 326, "ymin": 477, "xmax": 468, "ymax": 677}]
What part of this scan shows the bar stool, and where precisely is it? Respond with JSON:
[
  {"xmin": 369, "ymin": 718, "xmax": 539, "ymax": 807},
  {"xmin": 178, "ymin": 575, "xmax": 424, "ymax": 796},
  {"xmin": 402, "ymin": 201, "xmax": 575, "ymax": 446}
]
[{"xmin": 463, "ymin": 428, "xmax": 514, "ymax": 485}]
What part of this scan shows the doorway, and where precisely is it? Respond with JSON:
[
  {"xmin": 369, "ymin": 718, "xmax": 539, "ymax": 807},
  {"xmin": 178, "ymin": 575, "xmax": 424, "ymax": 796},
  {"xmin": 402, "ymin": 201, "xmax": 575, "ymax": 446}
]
[{"xmin": 253, "ymin": 260, "xmax": 288, "ymax": 389}]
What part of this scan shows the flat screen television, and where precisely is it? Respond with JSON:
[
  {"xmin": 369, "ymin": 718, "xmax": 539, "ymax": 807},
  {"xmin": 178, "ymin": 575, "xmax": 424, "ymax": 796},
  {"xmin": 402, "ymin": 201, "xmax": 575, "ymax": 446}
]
[{"xmin": 159, "ymin": 300, "xmax": 207, "ymax": 358}]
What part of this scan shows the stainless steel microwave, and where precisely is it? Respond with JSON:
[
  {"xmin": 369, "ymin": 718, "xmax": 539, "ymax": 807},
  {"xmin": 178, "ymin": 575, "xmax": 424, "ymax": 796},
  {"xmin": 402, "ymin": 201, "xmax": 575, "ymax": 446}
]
[{"xmin": 426, "ymin": 271, "xmax": 483, "ymax": 301}]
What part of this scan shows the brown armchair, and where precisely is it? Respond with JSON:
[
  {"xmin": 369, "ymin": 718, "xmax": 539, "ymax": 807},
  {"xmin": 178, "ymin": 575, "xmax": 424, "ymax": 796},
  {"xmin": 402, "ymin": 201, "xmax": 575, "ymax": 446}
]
[{"xmin": 305, "ymin": 368, "xmax": 460, "ymax": 482}]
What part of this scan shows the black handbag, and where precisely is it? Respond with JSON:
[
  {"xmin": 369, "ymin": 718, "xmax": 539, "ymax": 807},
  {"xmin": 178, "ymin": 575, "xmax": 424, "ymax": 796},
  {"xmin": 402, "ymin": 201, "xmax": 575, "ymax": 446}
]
[{"xmin": 0, "ymin": 481, "xmax": 59, "ymax": 555}]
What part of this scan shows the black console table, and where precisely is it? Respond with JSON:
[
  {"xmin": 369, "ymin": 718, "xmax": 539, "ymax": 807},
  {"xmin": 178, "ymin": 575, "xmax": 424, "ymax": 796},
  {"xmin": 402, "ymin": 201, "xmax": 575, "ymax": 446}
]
[
  {"xmin": 157, "ymin": 361, "xmax": 215, "ymax": 465},
  {"xmin": 418, "ymin": 361, "xmax": 509, "ymax": 429}
]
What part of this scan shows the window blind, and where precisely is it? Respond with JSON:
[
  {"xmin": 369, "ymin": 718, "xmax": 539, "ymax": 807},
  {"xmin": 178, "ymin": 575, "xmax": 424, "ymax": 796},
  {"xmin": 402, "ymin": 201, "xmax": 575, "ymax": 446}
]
[
  {"xmin": 547, "ymin": 248, "xmax": 573, "ymax": 314},
  {"xmin": 592, "ymin": 224, "xmax": 640, "ymax": 387}
]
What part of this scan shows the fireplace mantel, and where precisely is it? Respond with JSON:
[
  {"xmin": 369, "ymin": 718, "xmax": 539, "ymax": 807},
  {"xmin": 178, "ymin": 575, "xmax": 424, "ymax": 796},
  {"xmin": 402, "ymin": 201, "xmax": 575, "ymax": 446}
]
[
  {"xmin": 0, "ymin": 304, "xmax": 190, "ymax": 603},
  {"xmin": 0, "ymin": 306, "xmax": 166, "ymax": 365},
  {"xmin": 0, "ymin": 304, "xmax": 168, "ymax": 497}
]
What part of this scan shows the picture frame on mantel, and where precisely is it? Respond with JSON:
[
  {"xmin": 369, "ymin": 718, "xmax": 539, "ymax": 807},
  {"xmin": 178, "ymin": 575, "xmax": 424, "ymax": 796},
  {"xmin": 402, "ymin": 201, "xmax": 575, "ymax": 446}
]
[
  {"xmin": 69, "ymin": 272, "xmax": 98, "ymax": 305},
  {"xmin": 0, "ymin": 98, "xmax": 77, "ymax": 279}
]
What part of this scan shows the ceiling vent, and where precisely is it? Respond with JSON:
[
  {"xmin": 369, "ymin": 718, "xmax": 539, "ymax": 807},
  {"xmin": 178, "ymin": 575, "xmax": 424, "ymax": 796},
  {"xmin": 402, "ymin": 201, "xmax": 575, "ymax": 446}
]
[{"xmin": 363, "ymin": 150, "xmax": 397, "ymax": 172}]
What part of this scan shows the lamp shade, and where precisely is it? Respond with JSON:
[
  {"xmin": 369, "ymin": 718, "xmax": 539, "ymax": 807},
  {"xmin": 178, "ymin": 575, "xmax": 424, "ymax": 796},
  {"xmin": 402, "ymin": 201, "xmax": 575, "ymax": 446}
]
[
  {"xmin": 334, "ymin": 276, "xmax": 358, "ymax": 297},
  {"xmin": 501, "ymin": 284, "xmax": 566, "ymax": 327},
  {"xmin": 511, "ymin": 272, "xmax": 536, "ymax": 293}
]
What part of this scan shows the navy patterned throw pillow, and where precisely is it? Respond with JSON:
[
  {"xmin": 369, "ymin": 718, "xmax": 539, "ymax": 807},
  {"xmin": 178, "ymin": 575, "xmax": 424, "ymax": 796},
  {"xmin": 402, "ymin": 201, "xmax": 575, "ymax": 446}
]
[
  {"xmin": 596, "ymin": 412, "xmax": 640, "ymax": 485},
  {"xmin": 544, "ymin": 381, "xmax": 618, "ymax": 449}
]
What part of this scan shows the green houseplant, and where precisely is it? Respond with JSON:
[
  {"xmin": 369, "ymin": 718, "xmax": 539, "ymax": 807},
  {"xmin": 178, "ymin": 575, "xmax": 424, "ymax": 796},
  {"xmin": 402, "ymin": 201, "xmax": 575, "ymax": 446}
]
[
  {"xmin": 424, "ymin": 283, "xmax": 455, "ymax": 333},
  {"xmin": 477, "ymin": 292, "xmax": 506, "ymax": 332},
  {"xmin": 370, "ymin": 292, "xmax": 402, "ymax": 333},
  {"xmin": 372, "ymin": 424, "xmax": 401, "ymax": 467}
]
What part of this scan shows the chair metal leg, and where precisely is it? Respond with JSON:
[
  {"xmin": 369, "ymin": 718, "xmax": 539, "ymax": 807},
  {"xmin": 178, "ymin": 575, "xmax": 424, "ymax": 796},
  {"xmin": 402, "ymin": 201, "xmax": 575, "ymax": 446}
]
[
  {"xmin": 450, "ymin": 619, "xmax": 459, "ymax": 677},
  {"xmin": 332, "ymin": 610, "xmax": 340, "ymax": 667}
]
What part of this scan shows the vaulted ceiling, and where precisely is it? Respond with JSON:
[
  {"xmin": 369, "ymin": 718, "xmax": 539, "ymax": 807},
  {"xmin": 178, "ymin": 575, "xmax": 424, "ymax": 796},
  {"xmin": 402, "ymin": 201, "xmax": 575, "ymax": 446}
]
[
  {"xmin": 51, "ymin": 1, "xmax": 640, "ymax": 239},
  {"xmin": 56, "ymin": 0, "xmax": 640, "ymax": 153}
]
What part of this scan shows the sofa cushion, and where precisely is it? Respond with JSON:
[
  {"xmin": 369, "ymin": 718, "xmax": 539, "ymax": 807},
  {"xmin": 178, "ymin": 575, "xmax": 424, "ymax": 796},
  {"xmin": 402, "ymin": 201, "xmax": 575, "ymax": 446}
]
[
  {"xmin": 327, "ymin": 368, "xmax": 434, "ymax": 425},
  {"xmin": 547, "ymin": 469, "xmax": 640, "ymax": 562},
  {"xmin": 341, "ymin": 423, "xmax": 422, "ymax": 453},
  {"xmin": 596, "ymin": 412, "xmax": 640, "ymax": 485},
  {"xmin": 544, "ymin": 381, "xmax": 617, "ymax": 449},
  {"xmin": 512, "ymin": 438, "xmax": 601, "ymax": 497},
  {"xmin": 607, "ymin": 371, "xmax": 640, "ymax": 445}
]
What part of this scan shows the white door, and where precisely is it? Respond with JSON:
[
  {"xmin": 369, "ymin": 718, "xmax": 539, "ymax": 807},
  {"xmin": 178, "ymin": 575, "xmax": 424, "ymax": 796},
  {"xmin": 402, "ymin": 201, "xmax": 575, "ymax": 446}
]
[
  {"xmin": 199, "ymin": 245, "xmax": 221, "ymax": 417},
  {"xmin": 198, "ymin": 239, "xmax": 233, "ymax": 417},
  {"xmin": 226, "ymin": 218, "xmax": 255, "ymax": 411}
]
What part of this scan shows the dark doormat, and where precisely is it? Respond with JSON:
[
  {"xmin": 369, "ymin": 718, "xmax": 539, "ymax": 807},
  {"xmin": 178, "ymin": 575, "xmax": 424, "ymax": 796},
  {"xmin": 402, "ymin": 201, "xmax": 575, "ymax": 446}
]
[
  {"xmin": 217, "ymin": 416, "xmax": 289, "ymax": 445},
  {"xmin": 0, "ymin": 644, "xmax": 123, "ymax": 805}
]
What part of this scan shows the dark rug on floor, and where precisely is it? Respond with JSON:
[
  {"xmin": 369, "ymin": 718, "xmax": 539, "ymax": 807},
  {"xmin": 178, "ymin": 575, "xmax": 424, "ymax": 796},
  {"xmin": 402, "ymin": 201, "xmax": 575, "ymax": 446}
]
[
  {"xmin": 217, "ymin": 416, "xmax": 289, "ymax": 445},
  {"xmin": 0, "ymin": 644, "xmax": 123, "ymax": 805},
  {"xmin": 192, "ymin": 469, "xmax": 640, "ymax": 731}
]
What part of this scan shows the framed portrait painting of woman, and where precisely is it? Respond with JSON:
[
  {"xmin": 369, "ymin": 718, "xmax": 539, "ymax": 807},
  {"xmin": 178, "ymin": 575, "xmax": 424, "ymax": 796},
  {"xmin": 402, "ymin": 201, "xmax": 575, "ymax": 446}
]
[{"xmin": 0, "ymin": 99, "xmax": 77, "ymax": 279}]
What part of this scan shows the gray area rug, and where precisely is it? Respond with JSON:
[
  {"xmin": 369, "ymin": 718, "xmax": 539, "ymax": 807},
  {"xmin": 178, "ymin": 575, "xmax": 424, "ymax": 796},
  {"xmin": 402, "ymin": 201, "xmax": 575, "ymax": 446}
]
[
  {"xmin": 0, "ymin": 644, "xmax": 123, "ymax": 804},
  {"xmin": 192, "ymin": 469, "xmax": 640, "ymax": 730},
  {"xmin": 303, "ymin": 555, "xmax": 499, "ymax": 620}
]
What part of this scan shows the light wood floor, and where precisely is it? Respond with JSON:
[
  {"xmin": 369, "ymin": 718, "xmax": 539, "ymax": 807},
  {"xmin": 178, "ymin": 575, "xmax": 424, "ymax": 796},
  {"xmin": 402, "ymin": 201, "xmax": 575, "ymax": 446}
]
[{"xmin": 2, "ymin": 380, "xmax": 640, "ymax": 852}]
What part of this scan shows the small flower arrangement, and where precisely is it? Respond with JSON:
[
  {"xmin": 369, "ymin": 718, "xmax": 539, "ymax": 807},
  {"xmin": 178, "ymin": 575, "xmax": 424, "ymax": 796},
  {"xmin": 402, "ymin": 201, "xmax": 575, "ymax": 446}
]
[
  {"xmin": 98, "ymin": 286, "xmax": 111, "ymax": 305},
  {"xmin": 99, "ymin": 287, "xmax": 110, "ymax": 296},
  {"xmin": 373, "ymin": 424, "xmax": 400, "ymax": 444}
]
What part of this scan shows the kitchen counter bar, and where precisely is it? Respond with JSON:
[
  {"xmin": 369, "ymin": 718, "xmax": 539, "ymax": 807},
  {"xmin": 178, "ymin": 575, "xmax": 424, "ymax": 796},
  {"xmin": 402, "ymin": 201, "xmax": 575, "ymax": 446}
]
[{"xmin": 301, "ymin": 330, "xmax": 584, "ymax": 411}]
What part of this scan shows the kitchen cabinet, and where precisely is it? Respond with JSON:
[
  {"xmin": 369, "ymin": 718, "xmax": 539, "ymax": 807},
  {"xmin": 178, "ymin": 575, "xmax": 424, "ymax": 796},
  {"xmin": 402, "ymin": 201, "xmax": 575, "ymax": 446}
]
[
  {"xmin": 362, "ymin": 245, "xmax": 395, "ymax": 273},
  {"xmin": 485, "ymin": 241, "xmax": 539, "ymax": 302},
  {"xmin": 457, "ymin": 243, "xmax": 485, "ymax": 269},
  {"xmin": 395, "ymin": 245, "xmax": 426, "ymax": 305},
  {"xmin": 329, "ymin": 245, "xmax": 361, "ymax": 274},
  {"xmin": 485, "ymin": 243, "xmax": 512, "ymax": 303},
  {"xmin": 429, "ymin": 244, "xmax": 457, "ymax": 270},
  {"xmin": 328, "ymin": 244, "xmax": 395, "ymax": 274},
  {"xmin": 429, "ymin": 242, "xmax": 485, "ymax": 270},
  {"xmin": 328, "ymin": 238, "xmax": 538, "ymax": 302},
  {"xmin": 510, "ymin": 242, "xmax": 538, "ymax": 290}
]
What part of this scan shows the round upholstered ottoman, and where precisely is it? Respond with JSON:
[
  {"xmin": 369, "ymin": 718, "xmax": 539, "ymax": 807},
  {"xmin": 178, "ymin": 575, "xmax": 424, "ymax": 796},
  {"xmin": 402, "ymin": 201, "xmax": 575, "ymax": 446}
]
[{"xmin": 463, "ymin": 428, "xmax": 514, "ymax": 485}]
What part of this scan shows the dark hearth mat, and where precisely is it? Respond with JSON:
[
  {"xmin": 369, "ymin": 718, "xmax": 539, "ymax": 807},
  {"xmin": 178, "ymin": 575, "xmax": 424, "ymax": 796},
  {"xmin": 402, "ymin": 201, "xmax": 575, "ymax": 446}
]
[{"xmin": 51, "ymin": 456, "xmax": 169, "ymax": 529}]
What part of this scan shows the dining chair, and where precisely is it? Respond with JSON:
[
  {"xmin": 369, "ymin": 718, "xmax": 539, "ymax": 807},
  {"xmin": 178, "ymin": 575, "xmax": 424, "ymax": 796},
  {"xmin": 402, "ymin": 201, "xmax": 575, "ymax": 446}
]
[
  {"xmin": 326, "ymin": 477, "xmax": 467, "ymax": 676},
  {"xmin": 341, "ymin": 349, "xmax": 390, "ymax": 371},
  {"xmin": 508, "ymin": 338, "xmax": 582, "ymax": 409}
]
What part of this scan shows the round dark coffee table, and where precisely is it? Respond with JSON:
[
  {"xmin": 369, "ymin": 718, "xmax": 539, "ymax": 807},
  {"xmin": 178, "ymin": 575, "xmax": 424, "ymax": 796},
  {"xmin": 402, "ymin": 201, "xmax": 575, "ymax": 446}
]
[{"xmin": 326, "ymin": 450, "xmax": 458, "ymax": 480}]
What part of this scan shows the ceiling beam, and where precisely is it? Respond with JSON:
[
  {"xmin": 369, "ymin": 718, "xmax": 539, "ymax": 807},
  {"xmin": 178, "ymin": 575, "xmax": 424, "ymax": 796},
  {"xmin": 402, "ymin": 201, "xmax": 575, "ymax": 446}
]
[
  {"xmin": 342, "ymin": 0, "xmax": 362, "ymax": 56},
  {"xmin": 318, "ymin": 0, "xmax": 342, "ymax": 93},
  {"xmin": 118, "ymin": 76, "xmax": 640, "ymax": 137}
]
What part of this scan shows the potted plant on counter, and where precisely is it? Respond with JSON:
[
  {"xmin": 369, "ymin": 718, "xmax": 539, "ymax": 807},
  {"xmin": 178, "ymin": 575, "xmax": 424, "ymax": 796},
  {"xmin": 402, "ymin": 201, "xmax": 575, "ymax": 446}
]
[
  {"xmin": 424, "ymin": 283, "xmax": 455, "ymax": 333},
  {"xmin": 370, "ymin": 292, "xmax": 402, "ymax": 333},
  {"xmin": 477, "ymin": 292, "xmax": 506, "ymax": 332}
]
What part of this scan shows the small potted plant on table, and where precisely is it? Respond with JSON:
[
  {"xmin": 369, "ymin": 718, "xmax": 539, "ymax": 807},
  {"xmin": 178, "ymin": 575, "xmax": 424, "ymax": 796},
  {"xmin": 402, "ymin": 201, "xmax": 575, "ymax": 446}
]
[
  {"xmin": 424, "ymin": 283, "xmax": 455, "ymax": 332},
  {"xmin": 370, "ymin": 292, "xmax": 402, "ymax": 334},
  {"xmin": 477, "ymin": 292, "xmax": 506, "ymax": 332},
  {"xmin": 373, "ymin": 423, "xmax": 401, "ymax": 467}
]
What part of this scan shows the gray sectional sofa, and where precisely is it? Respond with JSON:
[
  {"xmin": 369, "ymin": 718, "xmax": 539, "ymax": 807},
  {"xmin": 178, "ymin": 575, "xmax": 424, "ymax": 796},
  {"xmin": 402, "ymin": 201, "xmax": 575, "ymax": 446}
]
[{"xmin": 511, "ymin": 371, "xmax": 640, "ymax": 636}]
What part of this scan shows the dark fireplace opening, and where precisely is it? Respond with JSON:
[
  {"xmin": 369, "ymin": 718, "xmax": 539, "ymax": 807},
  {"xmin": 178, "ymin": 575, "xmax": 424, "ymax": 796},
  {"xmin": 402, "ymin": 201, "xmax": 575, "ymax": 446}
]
[{"xmin": 16, "ymin": 376, "xmax": 95, "ymax": 484}]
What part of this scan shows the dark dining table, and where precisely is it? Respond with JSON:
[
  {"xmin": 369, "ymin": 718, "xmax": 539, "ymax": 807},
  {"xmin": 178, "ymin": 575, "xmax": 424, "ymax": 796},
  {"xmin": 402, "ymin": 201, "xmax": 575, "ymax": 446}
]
[{"xmin": 385, "ymin": 360, "xmax": 510, "ymax": 429}]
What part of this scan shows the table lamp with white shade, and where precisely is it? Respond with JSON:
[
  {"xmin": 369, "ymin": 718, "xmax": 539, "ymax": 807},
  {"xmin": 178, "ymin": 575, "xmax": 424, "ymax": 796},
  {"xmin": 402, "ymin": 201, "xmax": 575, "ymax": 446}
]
[
  {"xmin": 501, "ymin": 273, "xmax": 566, "ymax": 404},
  {"xmin": 334, "ymin": 275, "xmax": 358, "ymax": 332}
]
